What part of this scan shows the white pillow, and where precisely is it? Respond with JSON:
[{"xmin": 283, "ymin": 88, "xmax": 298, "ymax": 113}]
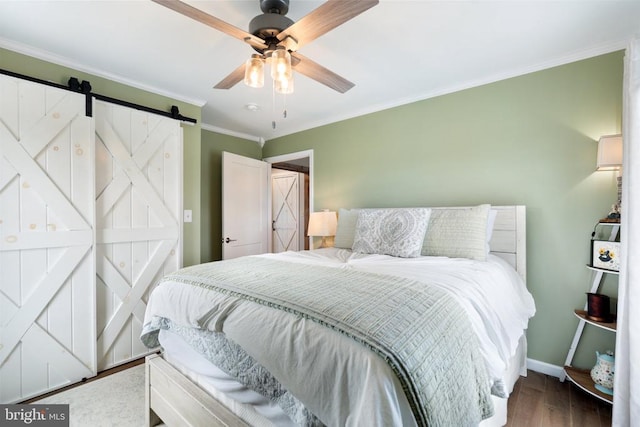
[
  {"xmin": 334, "ymin": 208, "xmax": 360, "ymax": 249},
  {"xmin": 352, "ymin": 208, "xmax": 431, "ymax": 258},
  {"xmin": 421, "ymin": 204, "xmax": 490, "ymax": 261}
]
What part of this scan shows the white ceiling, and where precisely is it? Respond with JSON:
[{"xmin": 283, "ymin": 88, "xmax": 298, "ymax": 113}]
[{"xmin": 1, "ymin": 1, "xmax": 639, "ymax": 142}]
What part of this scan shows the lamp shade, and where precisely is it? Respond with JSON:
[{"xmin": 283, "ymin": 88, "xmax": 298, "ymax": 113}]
[
  {"xmin": 597, "ymin": 134, "xmax": 623, "ymax": 170},
  {"xmin": 307, "ymin": 211, "xmax": 337, "ymax": 237},
  {"xmin": 244, "ymin": 54, "xmax": 264, "ymax": 88},
  {"xmin": 274, "ymin": 74, "xmax": 294, "ymax": 94},
  {"xmin": 270, "ymin": 46, "xmax": 292, "ymax": 83}
]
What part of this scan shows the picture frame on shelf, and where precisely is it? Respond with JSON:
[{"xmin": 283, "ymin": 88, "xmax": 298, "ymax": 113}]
[{"xmin": 591, "ymin": 240, "xmax": 621, "ymax": 271}]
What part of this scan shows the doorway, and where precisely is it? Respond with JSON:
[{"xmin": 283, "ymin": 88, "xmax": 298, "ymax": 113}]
[{"xmin": 264, "ymin": 150, "xmax": 313, "ymax": 252}]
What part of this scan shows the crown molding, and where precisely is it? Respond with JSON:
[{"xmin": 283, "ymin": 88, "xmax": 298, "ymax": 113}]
[
  {"xmin": 201, "ymin": 123, "xmax": 264, "ymax": 146},
  {"xmin": 0, "ymin": 37, "xmax": 206, "ymax": 108}
]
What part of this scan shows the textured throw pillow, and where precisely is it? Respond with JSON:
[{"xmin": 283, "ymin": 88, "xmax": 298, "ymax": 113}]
[
  {"xmin": 352, "ymin": 208, "xmax": 431, "ymax": 258},
  {"xmin": 422, "ymin": 204, "xmax": 491, "ymax": 261},
  {"xmin": 334, "ymin": 208, "xmax": 360, "ymax": 249}
]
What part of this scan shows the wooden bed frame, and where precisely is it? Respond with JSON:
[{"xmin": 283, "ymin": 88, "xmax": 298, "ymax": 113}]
[
  {"xmin": 145, "ymin": 205, "xmax": 527, "ymax": 427},
  {"xmin": 146, "ymin": 354, "xmax": 248, "ymax": 426}
]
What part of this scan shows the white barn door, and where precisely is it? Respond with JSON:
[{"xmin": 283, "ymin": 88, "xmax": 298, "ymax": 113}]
[
  {"xmin": 0, "ymin": 75, "xmax": 95, "ymax": 402},
  {"xmin": 272, "ymin": 170, "xmax": 302, "ymax": 253},
  {"xmin": 94, "ymin": 101, "xmax": 182, "ymax": 370}
]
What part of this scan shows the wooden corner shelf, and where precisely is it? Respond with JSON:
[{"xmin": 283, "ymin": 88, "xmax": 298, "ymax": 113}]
[
  {"xmin": 564, "ymin": 223, "xmax": 619, "ymax": 406},
  {"xmin": 564, "ymin": 366, "xmax": 613, "ymax": 404},
  {"xmin": 586, "ymin": 264, "xmax": 620, "ymax": 275},
  {"xmin": 598, "ymin": 218, "xmax": 620, "ymax": 224},
  {"xmin": 573, "ymin": 309, "xmax": 617, "ymax": 332}
]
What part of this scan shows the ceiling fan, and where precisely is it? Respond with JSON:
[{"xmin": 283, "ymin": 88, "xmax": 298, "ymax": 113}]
[{"xmin": 152, "ymin": 0, "xmax": 379, "ymax": 93}]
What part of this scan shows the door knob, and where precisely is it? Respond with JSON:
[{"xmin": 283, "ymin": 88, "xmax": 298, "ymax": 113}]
[{"xmin": 223, "ymin": 237, "xmax": 237, "ymax": 244}]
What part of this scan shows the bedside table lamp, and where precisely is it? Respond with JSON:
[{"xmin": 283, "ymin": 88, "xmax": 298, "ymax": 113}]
[{"xmin": 307, "ymin": 210, "xmax": 337, "ymax": 248}]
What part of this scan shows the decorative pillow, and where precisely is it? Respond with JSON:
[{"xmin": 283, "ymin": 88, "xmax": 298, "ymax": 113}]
[
  {"xmin": 352, "ymin": 208, "xmax": 431, "ymax": 258},
  {"xmin": 334, "ymin": 208, "xmax": 360, "ymax": 249},
  {"xmin": 421, "ymin": 204, "xmax": 490, "ymax": 261}
]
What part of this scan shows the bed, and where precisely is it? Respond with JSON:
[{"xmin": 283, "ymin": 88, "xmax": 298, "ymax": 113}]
[{"xmin": 141, "ymin": 205, "xmax": 535, "ymax": 426}]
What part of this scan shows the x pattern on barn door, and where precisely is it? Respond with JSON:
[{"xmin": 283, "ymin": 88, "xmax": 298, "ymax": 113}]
[
  {"xmin": 272, "ymin": 172, "xmax": 300, "ymax": 253},
  {"xmin": 94, "ymin": 101, "xmax": 182, "ymax": 370},
  {"xmin": 0, "ymin": 76, "xmax": 95, "ymax": 402}
]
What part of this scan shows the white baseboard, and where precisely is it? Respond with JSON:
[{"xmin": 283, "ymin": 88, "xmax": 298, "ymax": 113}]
[{"xmin": 526, "ymin": 358, "xmax": 565, "ymax": 379}]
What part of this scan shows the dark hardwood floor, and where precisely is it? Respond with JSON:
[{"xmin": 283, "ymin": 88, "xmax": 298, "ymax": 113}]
[{"xmin": 507, "ymin": 370, "xmax": 612, "ymax": 427}]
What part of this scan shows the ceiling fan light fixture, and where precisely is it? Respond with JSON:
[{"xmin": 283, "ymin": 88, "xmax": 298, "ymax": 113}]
[
  {"xmin": 154, "ymin": 0, "xmax": 378, "ymax": 96},
  {"xmin": 270, "ymin": 46, "xmax": 292, "ymax": 83},
  {"xmin": 244, "ymin": 54, "xmax": 265, "ymax": 88},
  {"xmin": 274, "ymin": 74, "xmax": 294, "ymax": 94}
]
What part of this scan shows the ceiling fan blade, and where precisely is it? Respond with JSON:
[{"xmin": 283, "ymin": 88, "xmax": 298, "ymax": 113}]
[
  {"xmin": 277, "ymin": 0, "xmax": 378, "ymax": 50},
  {"xmin": 214, "ymin": 63, "xmax": 246, "ymax": 90},
  {"xmin": 291, "ymin": 52, "xmax": 354, "ymax": 93},
  {"xmin": 152, "ymin": 0, "xmax": 267, "ymax": 50}
]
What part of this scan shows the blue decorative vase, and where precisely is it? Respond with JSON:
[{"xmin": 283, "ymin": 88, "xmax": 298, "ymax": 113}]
[{"xmin": 590, "ymin": 351, "xmax": 614, "ymax": 395}]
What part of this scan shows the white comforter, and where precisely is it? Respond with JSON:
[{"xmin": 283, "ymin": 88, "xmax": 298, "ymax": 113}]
[{"xmin": 143, "ymin": 249, "xmax": 536, "ymax": 426}]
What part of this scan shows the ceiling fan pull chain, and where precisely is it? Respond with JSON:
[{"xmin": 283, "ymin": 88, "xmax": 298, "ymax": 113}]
[
  {"xmin": 283, "ymin": 92, "xmax": 287, "ymax": 119},
  {"xmin": 272, "ymin": 80, "xmax": 277, "ymax": 129}
]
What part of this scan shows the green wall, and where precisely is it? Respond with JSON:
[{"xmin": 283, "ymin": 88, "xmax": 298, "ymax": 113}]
[
  {"xmin": 200, "ymin": 131, "xmax": 262, "ymax": 262},
  {"xmin": 262, "ymin": 52, "xmax": 623, "ymax": 369},
  {"xmin": 1, "ymin": 47, "xmax": 203, "ymax": 266}
]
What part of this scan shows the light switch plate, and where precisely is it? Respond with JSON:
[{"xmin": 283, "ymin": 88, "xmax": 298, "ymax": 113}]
[{"xmin": 184, "ymin": 210, "xmax": 192, "ymax": 223}]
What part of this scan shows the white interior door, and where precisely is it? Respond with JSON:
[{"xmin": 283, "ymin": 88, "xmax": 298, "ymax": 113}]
[
  {"xmin": 222, "ymin": 152, "xmax": 269, "ymax": 260},
  {"xmin": 0, "ymin": 75, "xmax": 96, "ymax": 402},
  {"xmin": 94, "ymin": 100, "xmax": 182, "ymax": 370},
  {"xmin": 272, "ymin": 170, "xmax": 300, "ymax": 253}
]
